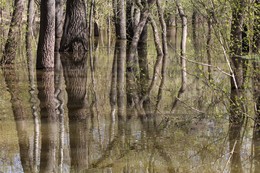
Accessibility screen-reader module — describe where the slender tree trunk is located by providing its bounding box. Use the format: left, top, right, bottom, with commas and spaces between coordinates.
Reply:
253, 0, 260, 131
60, 0, 88, 52
171, 0, 187, 112
229, 0, 246, 123
55, 0, 64, 51
156, 0, 168, 55
0, 0, 25, 65
114, 0, 126, 39
207, 18, 212, 80
89, 0, 95, 38
116, 40, 127, 119
37, 0, 55, 69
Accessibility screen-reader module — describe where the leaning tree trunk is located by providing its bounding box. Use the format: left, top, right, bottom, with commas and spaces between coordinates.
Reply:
60, 0, 88, 52
0, 0, 25, 65
36, 0, 55, 69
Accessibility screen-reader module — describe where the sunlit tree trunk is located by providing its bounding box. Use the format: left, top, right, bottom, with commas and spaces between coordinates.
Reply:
113, 0, 126, 39
55, 0, 64, 51
171, 0, 187, 112
37, 0, 55, 69
0, 0, 25, 65
60, 0, 88, 52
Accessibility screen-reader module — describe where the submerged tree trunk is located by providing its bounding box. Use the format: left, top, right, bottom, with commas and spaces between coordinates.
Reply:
60, 0, 88, 52
37, 0, 55, 69
0, 0, 25, 65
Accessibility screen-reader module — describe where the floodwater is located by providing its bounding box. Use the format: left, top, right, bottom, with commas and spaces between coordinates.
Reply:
0, 37, 259, 173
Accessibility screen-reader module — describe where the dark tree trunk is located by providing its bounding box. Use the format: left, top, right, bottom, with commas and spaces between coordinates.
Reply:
229, 0, 246, 123
55, 0, 64, 51
60, 0, 88, 52
229, 123, 243, 173
0, 0, 25, 65
37, 0, 55, 69
207, 18, 212, 80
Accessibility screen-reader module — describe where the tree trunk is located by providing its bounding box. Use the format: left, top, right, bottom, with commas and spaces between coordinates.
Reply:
55, 0, 64, 51
207, 18, 212, 80
229, 0, 246, 123
3, 66, 34, 173
114, 0, 126, 39
60, 0, 88, 52
171, 0, 187, 112
89, 0, 95, 38
0, 0, 25, 65
156, 0, 168, 55
37, 0, 55, 69
61, 53, 88, 120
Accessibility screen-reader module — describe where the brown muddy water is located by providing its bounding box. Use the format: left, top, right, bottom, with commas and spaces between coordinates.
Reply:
0, 40, 258, 173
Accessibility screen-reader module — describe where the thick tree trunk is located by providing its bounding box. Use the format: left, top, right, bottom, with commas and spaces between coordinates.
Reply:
0, 0, 25, 65
55, 0, 64, 51
61, 53, 88, 120
60, 0, 88, 52
37, 0, 55, 69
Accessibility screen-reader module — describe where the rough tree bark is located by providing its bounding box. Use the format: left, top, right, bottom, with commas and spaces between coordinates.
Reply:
0, 0, 25, 65
60, 0, 88, 52
37, 0, 55, 69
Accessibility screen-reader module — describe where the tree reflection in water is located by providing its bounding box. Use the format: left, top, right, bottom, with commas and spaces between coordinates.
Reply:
3, 65, 35, 173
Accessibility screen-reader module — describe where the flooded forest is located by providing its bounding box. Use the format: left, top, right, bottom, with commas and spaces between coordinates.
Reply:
0, 0, 260, 172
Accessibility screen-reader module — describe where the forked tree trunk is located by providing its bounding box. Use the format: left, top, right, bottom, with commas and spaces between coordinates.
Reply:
0, 0, 25, 65
37, 0, 55, 69
60, 0, 88, 52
